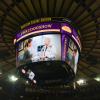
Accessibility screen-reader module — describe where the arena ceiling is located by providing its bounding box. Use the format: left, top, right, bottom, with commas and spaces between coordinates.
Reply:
0, 0, 100, 100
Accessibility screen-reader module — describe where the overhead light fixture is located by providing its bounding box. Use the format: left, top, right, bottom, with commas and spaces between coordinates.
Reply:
73, 82, 76, 90
0, 72, 2, 75
20, 95, 24, 98
0, 70, 2, 75
26, 81, 29, 84
0, 86, 2, 90
22, 69, 26, 74
9, 75, 18, 82
76, 79, 87, 86
33, 80, 37, 84
94, 77, 100, 82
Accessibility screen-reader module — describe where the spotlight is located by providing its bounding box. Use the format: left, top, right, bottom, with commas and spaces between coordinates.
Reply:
76, 79, 87, 86
0, 72, 2, 75
22, 69, 26, 74
0, 86, 2, 90
0, 70, 2, 75
9, 75, 18, 82
33, 80, 37, 84
25, 81, 30, 85
26, 81, 29, 84
20, 96, 23, 98
94, 77, 100, 82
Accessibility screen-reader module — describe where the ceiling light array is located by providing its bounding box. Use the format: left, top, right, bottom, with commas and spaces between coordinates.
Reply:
8, 75, 100, 84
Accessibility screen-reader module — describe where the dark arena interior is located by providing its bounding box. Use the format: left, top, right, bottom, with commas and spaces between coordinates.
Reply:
0, 0, 100, 100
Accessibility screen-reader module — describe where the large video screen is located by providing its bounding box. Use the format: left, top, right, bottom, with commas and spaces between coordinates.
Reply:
15, 18, 81, 76
61, 34, 79, 74
66, 39, 79, 74
17, 34, 61, 67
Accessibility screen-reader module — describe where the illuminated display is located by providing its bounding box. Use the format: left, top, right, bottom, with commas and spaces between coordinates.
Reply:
15, 18, 81, 84
17, 34, 61, 66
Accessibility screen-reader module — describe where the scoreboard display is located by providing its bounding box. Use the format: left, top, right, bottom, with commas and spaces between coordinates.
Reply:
14, 18, 81, 85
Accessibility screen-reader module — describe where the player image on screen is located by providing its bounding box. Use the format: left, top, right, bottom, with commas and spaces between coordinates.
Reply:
17, 34, 61, 67
66, 39, 79, 74
39, 37, 56, 61
23, 39, 34, 63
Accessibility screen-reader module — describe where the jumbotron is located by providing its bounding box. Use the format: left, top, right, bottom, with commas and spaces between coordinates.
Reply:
14, 17, 81, 85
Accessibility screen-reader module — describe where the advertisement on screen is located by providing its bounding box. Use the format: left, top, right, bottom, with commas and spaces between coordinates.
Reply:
61, 23, 81, 50
17, 34, 61, 67
16, 22, 61, 42
65, 39, 79, 73
61, 34, 69, 61
61, 32, 79, 73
